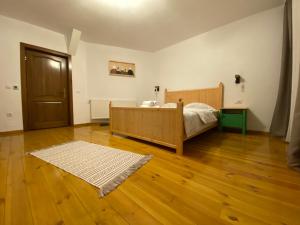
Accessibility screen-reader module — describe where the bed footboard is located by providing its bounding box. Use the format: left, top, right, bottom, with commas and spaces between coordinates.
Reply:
109, 102, 184, 155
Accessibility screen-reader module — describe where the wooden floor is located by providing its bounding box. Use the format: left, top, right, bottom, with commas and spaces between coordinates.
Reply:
0, 125, 300, 225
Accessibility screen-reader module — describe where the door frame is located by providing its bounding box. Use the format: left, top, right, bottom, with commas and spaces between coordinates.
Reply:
20, 42, 74, 131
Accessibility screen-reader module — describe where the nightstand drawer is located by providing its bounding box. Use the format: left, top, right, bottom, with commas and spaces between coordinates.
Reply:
221, 113, 243, 128
219, 107, 248, 134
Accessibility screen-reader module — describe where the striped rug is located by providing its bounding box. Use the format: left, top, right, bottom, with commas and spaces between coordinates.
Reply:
30, 141, 152, 196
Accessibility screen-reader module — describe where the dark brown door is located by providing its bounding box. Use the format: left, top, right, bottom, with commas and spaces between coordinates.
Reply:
25, 49, 70, 130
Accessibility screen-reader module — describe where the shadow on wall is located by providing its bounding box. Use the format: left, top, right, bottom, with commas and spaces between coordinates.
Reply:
247, 109, 267, 131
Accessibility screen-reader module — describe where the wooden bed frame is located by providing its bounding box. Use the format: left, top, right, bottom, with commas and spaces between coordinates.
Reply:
109, 83, 224, 155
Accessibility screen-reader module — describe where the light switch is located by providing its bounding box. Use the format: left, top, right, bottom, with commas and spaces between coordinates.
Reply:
241, 84, 245, 92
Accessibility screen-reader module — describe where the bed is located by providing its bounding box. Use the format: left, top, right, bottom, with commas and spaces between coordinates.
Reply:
109, 83, 224, 155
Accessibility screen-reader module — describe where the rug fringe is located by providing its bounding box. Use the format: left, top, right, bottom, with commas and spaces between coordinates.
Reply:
100, 154, 153, 197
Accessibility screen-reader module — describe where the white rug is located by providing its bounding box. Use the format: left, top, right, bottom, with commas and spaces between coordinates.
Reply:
30, 141, 152, 196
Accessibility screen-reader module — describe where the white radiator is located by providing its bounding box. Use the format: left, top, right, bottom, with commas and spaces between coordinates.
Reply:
90, 99, 137, 119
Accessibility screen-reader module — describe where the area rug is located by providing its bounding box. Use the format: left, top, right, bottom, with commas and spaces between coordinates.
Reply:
30, 140, 152, 196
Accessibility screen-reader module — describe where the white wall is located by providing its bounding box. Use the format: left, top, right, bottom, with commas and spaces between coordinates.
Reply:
0, 6, 286, 132
71, 41, 90, 125
0, 15, 69, 132
86, 43, 156, 105
0, 15, 156, 132
155, 6, 284, 132
287, 0, 300, 141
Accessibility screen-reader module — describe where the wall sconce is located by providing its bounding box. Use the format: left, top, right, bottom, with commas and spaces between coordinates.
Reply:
154, 86, 160, 101
155, 86, 160, 92
235, 74, 241, 84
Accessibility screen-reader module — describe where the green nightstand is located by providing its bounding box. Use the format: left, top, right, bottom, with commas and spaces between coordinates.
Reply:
219, 107, 248, 135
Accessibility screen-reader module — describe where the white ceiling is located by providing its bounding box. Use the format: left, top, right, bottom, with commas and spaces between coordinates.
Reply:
0, 0, 284, 52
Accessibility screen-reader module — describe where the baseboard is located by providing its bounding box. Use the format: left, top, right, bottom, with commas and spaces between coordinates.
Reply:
222, 127, 270, 136
0, 124, 106, 135
247, 130, 288, 143
247, 130, 270, 136
73, 123, 98, 127
0, 130, 24, 136
91, 118, 110, 126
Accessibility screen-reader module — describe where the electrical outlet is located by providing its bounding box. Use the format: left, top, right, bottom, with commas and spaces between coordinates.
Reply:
6, 113, 13, 118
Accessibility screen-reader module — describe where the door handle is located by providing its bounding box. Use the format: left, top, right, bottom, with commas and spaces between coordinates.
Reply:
39, 102, 63, 104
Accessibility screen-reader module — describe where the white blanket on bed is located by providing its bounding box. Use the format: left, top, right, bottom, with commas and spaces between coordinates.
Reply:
183, 108, 218, 138
185, 108, 218, 124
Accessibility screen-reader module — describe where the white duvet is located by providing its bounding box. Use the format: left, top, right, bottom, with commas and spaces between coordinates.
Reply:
157, 102, 219, 138
183, 108, 218, 138
181, 103, 218, 138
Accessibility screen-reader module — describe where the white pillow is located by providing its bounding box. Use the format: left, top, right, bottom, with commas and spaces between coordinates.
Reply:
184, 103, 216, 111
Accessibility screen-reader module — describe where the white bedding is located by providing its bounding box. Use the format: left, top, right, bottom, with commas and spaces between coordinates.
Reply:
156, 102, 218, 138
183, 109, 218, 138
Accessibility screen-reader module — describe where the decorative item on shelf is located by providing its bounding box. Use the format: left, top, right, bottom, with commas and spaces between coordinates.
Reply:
110, 65, 117, 74
109, 61, 135, 77
128, 68, 134, 75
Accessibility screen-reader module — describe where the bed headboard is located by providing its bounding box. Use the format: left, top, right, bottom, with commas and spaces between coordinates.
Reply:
164, 82, 224, 110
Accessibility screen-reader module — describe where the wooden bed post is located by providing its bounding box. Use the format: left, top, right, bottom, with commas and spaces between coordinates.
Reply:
176, 100, 184, 155
218, 82, 224, 109
109, 101, 113, 135
164, 88, 168, 103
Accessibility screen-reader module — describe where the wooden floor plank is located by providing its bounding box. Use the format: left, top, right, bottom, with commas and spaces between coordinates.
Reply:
24, 154, 63, 225
141, 159, 296, 225
0, 137, 10, 225
119, 181, 195, 225
1, 125, 300, 225
152, 155, 300, 207
105, 188, 162, 225
40, 162, 97, 225
5, 136, 34, 225
127, 168, 227, 224
60, 170, 130, 225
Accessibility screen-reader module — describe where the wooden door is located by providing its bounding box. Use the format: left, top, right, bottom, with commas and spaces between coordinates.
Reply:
23, 48, 71, 130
